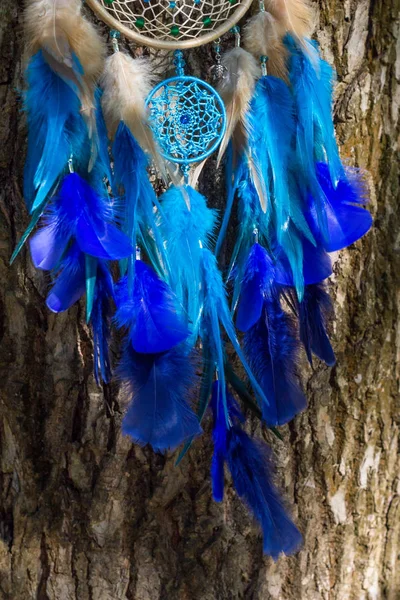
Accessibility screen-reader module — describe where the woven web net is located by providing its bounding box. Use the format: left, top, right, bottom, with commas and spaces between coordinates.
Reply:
100, 0, 248, 42
147, 77, 225, 163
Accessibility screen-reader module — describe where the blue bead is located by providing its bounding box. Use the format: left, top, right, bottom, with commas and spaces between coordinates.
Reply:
169, 1, 176, 7
180, 114, 190, 125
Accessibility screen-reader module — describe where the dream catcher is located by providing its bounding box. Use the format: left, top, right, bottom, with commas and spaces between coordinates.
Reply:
14, 0, 372, 560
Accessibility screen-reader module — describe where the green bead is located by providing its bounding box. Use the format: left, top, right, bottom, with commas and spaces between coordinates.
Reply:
135, 17, 145, 29
104, 0, 114, 5
229, 0, 238, 4
203, 16, 212, 26
170, 24, 180, 36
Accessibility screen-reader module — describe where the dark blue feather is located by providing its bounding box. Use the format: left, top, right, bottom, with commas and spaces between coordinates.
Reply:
299, 284, 336, 367
236, 243, 275, 332
210, 381, 244, 502
46, 243, 86, 313
114, 260, 189, 354
118, 344, 202, 453
274, 235, 332, 287
29, 173, 133, 268
90, 260, 114, 384
244, 297, 307, 426
307, 163, 373, 252
210, 380, 228, 502
209, 382, 302, 558
227, 427, 302, 559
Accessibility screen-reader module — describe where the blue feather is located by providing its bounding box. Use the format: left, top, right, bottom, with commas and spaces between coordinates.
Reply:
298, 284, 336, 367
24, 52, 86, 213
236, 243, 275, 332
113, 123, 169, 284
210, 381, 244, 502
228, 170, 269, 312
209, 382, 302, 558
118, 344, 202, 453
226, 427, 302, 559
159, 185, 218, 337
274, 236, 332, 287
200, 248, 270, 416
307, 163, 373, 252
249, 75, 314, 298
29, 173, 134, 268
90, 260, 114, 384
244, 296, 307, 426
287, 36, 344, 188
114, 260, 190, 354
46, 243, 86, 313
210, 380, 228, 502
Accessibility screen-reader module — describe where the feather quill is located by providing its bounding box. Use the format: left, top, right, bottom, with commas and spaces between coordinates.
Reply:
200, 248, 270, 417
112, 123, 169, 285
90, 260, 114, 384
118, 344, 202, 453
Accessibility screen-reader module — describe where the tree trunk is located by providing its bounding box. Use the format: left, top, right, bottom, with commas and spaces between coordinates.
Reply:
0, 0, 399, 598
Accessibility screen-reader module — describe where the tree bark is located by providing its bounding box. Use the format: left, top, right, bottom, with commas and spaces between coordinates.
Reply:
0, 0, 399, 598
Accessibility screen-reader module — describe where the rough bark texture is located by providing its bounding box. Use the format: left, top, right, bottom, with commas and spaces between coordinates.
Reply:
0, 0, 399, 598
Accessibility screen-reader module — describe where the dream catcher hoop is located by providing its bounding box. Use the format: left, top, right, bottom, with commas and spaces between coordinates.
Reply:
85, 0, 253, 49
16, 0, 374, 564
146, 71, 227, 165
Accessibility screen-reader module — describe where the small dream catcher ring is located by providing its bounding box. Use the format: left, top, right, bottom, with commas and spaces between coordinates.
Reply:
146, 74, 227, 165
85, 0, 253, 50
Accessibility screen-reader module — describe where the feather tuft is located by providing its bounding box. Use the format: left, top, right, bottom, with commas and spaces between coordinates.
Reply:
114, 261, 189, 354
29, 172, 134, 267
227, 427, 303, 559
244, 295, 307, 426
118, 344, 202, 453
298, 283, 336, 367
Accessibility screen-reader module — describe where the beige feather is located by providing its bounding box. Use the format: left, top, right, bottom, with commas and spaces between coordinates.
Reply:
100, 51, 167, 181
263, 0, 315, 49
243, 11, 289, 82
24, 0, 105, 79
24, 0, 105, 167
217, 47, 260, 166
